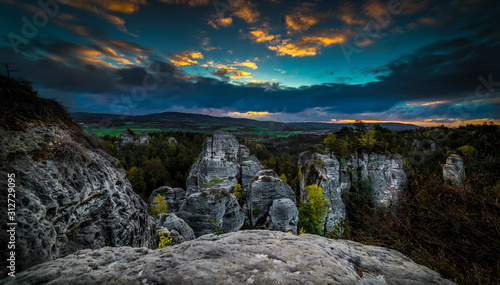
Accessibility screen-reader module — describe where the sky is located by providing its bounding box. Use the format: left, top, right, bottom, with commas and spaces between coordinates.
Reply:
0, 0, 499, 126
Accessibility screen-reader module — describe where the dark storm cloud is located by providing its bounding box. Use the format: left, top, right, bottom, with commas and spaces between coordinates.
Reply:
2, 32, 498, 119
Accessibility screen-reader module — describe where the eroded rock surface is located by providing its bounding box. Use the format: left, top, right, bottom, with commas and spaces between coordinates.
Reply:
299, 151, 407, 233
443, 154, 465, 186
147, 186, 186, 213
155, 213, 195, 242
246, 169, 296, 228
177, 188, 244, 237
268, 199, 299, 234
3, 230, 455, 285
0, 123, 156, 276
186, 130, 262, 194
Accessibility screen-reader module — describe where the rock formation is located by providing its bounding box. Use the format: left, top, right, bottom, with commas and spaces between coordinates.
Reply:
118, 130, 150, 146
299, 151, 407, 233
245, 169, 297, 229
0, 77, 156, 275
177, 188, 244, 237
155, 213, 195, 245
186, 130, 262, 194
168, 137, 178, 144
443, 154, 465, 186
2, 230, 455, 285
268, 199, 299, 234
147, 186, 186, 213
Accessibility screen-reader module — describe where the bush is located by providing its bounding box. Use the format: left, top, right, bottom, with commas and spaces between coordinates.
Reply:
147, 194, 168, 218
203, 177, 224, 188
157, 229, 173, 249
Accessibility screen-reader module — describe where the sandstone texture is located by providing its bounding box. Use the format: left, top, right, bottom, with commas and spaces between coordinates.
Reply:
0, 122, 156, 276
2, 230, 455, 285
246, 169, 296, 229
186, 130, 262, 194
268, 199, 299, 234
443, 154, 465, 186
299, 151, 407, 233
155, 213, 195, 242
147, 186, 186, 213
177, 188, 244, 237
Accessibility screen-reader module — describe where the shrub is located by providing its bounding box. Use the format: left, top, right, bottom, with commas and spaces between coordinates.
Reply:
208, 218, 224, 235
203, 177, 224, 188
157, 229, 173, 249
147, 194, 168, 218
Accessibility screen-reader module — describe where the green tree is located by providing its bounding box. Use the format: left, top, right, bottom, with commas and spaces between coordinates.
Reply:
457, 145, 477, 157
233, 183, 242, 202
279, 173, 287, 182
298, 185, 329, 235
203, 177, 224, 188
148, 194, 168, 218
359, 130, 376, 149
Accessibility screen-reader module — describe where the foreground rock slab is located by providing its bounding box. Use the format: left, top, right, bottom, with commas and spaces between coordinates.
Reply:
4, 230, 455, 285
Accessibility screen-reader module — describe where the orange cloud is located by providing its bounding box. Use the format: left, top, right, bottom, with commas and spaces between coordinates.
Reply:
228, 111, 270, 118
168, 51, 204, 66
267, 39, 318, 57
233, 60, 258, 70
208, 17, 233, 29
249, 29, 278, 43
159, 0, 210, 6
284, 3, 334, 32
232, 0, 260, 24
338, 2, 366, 26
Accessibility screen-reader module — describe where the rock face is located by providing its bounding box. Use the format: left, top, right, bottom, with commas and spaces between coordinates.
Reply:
186, 130, 262, 194
299, 151, 407, 233
118, 130, 150, 145
4, 230, 456, 285
443, 154, 465, 186
147, 186, 186, 213
268, 199, 299, 234
0, 125, 156, 275
246, 169, 296, 229
177, 188, 244, 237
155, 213, 195, 244
299, 152, 351, 233
347, 153, 407, 206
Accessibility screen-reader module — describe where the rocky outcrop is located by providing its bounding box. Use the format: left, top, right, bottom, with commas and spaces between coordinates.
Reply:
245, 169, 296, 228
155, 213, 195, 244
147, 186, 186, 213
347, 153, 407, 206
0, 124, 155, 275
118, 130, 150, 145
3, 230, 455, 285
268, 199, 299, 234
299, 151, 407, 233
186, 130, 262, 194
177, 188, 244, 237
299, 152, 350, 233
443, 154, 465, 186
168, 137, 177, 144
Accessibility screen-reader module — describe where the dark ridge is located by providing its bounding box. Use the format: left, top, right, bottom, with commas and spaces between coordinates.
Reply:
0, 75, 99, 148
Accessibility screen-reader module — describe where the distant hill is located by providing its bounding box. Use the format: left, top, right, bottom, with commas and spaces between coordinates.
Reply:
71, 111, 421, 137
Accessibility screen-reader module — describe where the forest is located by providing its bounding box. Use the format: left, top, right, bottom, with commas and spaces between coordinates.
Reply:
99, 122, 499, 284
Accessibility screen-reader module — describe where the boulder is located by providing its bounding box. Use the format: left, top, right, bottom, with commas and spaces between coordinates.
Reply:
3, 230, 456, 285
168, 137, 177, 144
268, 198, 299, 234
147, 186, 186, 213
155, 213, 195, 242
177, 188, 244, 237
186, 130, 262, 195
443, 154, 465, 186
156, 227, 185, 246
0, 124, 156, 275
246, 169, 296, 228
